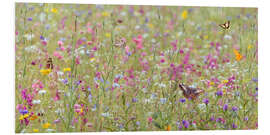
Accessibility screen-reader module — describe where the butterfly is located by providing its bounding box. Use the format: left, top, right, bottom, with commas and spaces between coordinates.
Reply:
46, 57, 53, 69
179, 83, 204, 100
117, 19, 123, 24
219, 21, 230, 30
114, 37, 126, 48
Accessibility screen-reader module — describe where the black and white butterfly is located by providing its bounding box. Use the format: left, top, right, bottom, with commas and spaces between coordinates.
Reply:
219, 21, 230, 30
179, 83, 204, 100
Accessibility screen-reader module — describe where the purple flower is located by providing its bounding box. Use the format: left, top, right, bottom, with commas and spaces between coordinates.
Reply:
232, 123, 237, 129
27, 17, 32, 21
232, 106, 238, 112
223, 104, 228, 111
216, 90, 223, 96
62, 78, 68, 84
210, 116, 215, 121
182, 120, 190, 128
132, 98, 138, 103
178, 125, 183, 130
54, 119, 60, 124
203, 98, 209, 105
244, 117, 248, 121
136, 121, 140, 126
40, 35, 45, 40
179, 98, 186, 103
252, 78, 258, 82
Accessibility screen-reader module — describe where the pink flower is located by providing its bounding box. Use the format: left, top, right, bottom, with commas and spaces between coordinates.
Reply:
87, 41, 93, 45
179, 49, 184, 54
183, 52, 190, 64
58, 40, 63, 46
148, 117, 153, 123
76, 56, 80, 64
133, 35, 143, 49
125, 45, 130, 54
60, 46, 65, 51
160, 58, 165, 63
170, 40, 178, 51
41, 40, 47, 46
54, 90, 60, 101
53, 51, 63, 60
218, 83, 224, 88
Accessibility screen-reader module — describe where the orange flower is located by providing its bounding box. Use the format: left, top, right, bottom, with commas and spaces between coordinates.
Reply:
30, 115, 38, 120
165, 125, 171, 131
233, 49, 243, 61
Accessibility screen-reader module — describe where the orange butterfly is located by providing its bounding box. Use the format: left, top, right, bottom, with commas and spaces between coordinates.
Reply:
46, 57, 53, 69
179, 83, 204, 100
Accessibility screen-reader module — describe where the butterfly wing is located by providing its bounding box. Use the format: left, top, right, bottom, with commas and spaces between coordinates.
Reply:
46, 58, 53, 69
179, 83, 204, 100
219, 21, 230, 29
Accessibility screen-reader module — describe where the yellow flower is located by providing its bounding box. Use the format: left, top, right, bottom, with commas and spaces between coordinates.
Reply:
115, 28, 120, 31
19, 115, 24, 120
51, 8, 58, 13
165, 125, 171, 131
223, 89, 227, 95
233, 49, 243, 61
33, 129, 39, 132
149, 56, 153, 60
248, 44, 253, 50
105, 33, 111, 38
102, 11, 110, 17
148, 23, 154, 29
209, 82, 215, 86
204, 35, 208, 40
23, 114, 29, 119
42, 123, 51, 129
181, 10, 188, 20
40, 69, 51, 75
63, 67, 71, 72
222, 80, 229, 84
90, 57, 95, 62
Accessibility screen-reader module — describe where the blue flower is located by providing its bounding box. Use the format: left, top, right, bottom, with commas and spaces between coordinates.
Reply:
179, 98, 186, 103
19, 109, 28, 115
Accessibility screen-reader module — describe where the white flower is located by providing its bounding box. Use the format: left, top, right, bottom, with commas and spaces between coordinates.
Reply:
57, 71, 64, 76
24, 34, 35, 40
120, 12, 126, 16
159, 83, 166, 88
224, 35, 232, 40
47, 129, 54, 132
32, 100, 41, 104
101, 112, 110, 117
160, 98, 167, 104
38, 90, 46, 95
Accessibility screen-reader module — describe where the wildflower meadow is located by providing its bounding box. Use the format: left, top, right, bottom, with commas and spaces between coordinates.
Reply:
15, 3, 258, 133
